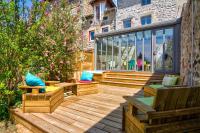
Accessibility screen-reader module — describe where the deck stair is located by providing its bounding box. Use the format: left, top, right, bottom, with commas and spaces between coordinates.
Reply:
101, 71, 164, 89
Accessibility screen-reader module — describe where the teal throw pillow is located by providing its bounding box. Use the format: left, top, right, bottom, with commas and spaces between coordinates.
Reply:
80, 71, 94, 81
25, 72, 46, 93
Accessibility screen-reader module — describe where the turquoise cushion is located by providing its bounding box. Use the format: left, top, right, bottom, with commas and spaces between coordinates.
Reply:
136, 97, 154, 106
149, 84, 164, 89
25, 72, 46, 93
162, 75, 178, 86
80, 71, 94, 81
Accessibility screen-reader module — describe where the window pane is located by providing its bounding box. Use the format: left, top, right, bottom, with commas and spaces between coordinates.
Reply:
102, 27, 109, 33
121, 35, 128, 70
154, 30, 164, 70
113, 36, 120, 70
96, 6, 100, 20
164, 28, 174, 71
142, 0, 151, 5
136, 32, 143, 71
141, 15, 151, 25
96, 38, 102, 70
107, 37, 113, 70
89, 31, 95, 41
144, 30, 152, 71
128, 33, 136, 70
101, 38, 107, 70
123, 19, 131, 28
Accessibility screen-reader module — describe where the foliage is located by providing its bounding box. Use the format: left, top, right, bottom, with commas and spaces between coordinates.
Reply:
38, 1, 81, 81
0, 0, 80, 120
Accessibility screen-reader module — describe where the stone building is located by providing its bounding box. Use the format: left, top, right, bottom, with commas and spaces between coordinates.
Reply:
80, 0, 187, 50
180, 0, 200, 86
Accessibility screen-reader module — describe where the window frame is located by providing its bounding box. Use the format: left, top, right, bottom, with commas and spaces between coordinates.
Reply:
102, 27, 109, 33
89, 30, 95, 41
141, 15, 152, 26
141, 0, 151, 6
123, 18, 132, 29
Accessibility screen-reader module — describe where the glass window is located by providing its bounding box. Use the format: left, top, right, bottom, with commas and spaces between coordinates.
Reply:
107, 37, 113, 70
101, 38, 107, 70
89, 31, 95, 41
141, 0, 151, 5
96, 5, 100, 20
102, 27, 109, 33
96, 38, 102, 70
121, 35, 128, 70
154, 30, 164, 70
113, 36, 120, 70
136, 32, 143, 71
128, 33, 136, 70
123, 19, 131, 28
164, 28, 174, 71
141, 15, 152, 25
144, 30, 152, 71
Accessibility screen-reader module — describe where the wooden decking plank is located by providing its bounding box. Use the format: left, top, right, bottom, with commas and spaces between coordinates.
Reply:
13, 110, 67, 133
32, 113, 84, 133
58, 105, 122, 129
80, 97, 123, 109
55, 108, 122, 132
59, 105, 122, 124
61, 101, 122, 119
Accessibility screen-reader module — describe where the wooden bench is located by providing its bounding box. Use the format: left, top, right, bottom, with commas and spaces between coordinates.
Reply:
144, 75, 184, 96
123, 86, 200, 133
19, 83, 64, 113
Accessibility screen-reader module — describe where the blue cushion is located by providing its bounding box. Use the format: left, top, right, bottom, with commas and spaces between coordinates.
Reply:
80, 71, 94, 81
25, 72, 46, 93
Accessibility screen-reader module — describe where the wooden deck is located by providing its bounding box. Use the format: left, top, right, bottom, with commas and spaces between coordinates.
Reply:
12, 85, 143, 133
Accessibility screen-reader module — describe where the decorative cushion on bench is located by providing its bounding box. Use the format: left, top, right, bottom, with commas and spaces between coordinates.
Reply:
136, 97, 154, 106
46, 86, 60, 92
25, 72, 46, 93
80, 71, 94, 81
149, 84, 164, 89
162, 75, 178, 86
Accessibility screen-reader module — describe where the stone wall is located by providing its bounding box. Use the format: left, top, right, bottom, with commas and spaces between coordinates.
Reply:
180, 0, 200, 85
116, 0, 186, 29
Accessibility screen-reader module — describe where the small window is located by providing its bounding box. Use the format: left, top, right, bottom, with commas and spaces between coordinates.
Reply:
103, 16, 108, 21
123, 19, 131, 28
141, 15, 152, 25
89, 31, 95, 41
141, 0, 151, 5
102, 27, 109, 33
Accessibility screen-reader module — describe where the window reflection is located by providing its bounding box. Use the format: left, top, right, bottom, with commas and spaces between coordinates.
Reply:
155, 30, 164, 70
144, 30, 152, 71
136, 32, 143, 71
121, 35, 128, 70
128, 33, 136, 70
102, 38, 107, 70
107, 37, 113, 70
113, 36, 120, 70
96, 39, 102, 70
164, 28, 173, 70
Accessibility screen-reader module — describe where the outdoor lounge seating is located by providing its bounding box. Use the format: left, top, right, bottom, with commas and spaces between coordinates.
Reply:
123, 86, 200, 133
19, 81, 64, 113
144, 75, 184, 96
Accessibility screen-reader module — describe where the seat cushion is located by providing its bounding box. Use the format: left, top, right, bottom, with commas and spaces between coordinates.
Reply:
80, 71, 94, 81
162, 75, 178, 86
46, 86, 60, 92
136, 97, 154, 106
149, 84, 164, 89
25, 72, 46, 93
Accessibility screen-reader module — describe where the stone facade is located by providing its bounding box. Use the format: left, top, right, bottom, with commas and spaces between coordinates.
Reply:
180, 0, 200, 85
116, 0, 187, 29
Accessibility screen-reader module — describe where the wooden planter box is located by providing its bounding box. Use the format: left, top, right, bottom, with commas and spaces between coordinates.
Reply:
72, 82, 99, 96
22, 87, 64, 113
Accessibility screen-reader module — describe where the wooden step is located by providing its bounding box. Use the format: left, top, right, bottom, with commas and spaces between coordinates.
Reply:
104, 77, 162, 84
104, 74, 163, 80
101, 81, 145, 89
